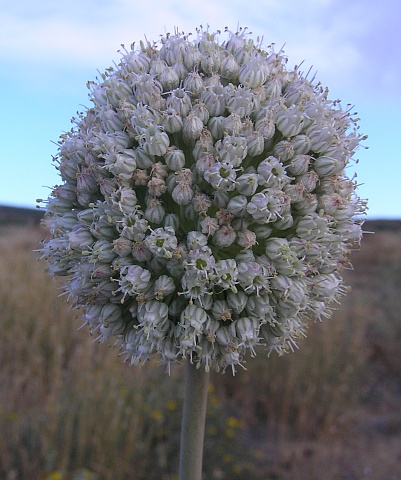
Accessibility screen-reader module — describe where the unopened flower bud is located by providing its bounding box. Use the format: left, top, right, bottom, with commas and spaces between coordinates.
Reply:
227, 195, 248, 217
162, 108, 184, 134
183, 71, 205, 98
172, 183, 194, 206
160, 66, 180, 90
182, 114, 204, 145
165, 146, 186, 171
213, 225, 236, 247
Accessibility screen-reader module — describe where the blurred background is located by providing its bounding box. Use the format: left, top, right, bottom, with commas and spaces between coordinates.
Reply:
1, 1, 401, 479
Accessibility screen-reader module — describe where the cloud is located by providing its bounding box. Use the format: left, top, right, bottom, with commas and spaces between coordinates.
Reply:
0, 0, 338, 68
238, 0, 401, 97
1, 0, 400, 97
1, 4, 146, 66
0, 0, 237, 67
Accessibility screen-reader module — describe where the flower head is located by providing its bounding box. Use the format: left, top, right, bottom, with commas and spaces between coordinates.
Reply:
40, 27, 366, 373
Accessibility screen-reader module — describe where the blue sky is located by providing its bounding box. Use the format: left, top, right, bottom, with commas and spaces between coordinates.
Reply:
1, 0, 400, 219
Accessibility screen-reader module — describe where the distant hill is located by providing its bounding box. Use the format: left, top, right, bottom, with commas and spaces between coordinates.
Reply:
0, 205, 44, 226
365, 218, 401, 232
0, 204, 399, 231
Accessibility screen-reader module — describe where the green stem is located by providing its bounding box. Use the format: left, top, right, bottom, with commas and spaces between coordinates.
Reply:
179, 358, 210, 480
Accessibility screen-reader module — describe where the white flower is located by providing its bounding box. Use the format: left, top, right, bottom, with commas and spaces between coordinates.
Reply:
200, 216, 219, 236
181, 304, 209, 333
213, 259, 238, 292
238, 58, 270, 88
186, 231, 208, 250
138, 300, 170, 338
68, 227, 94, 251
257, 157, 291, 188
118, 265, 152, 300
237, 261, 270, 295
145, 226, 177, 259
154, 275, 176, 300
137, 125, 170, 156
204, 162, 237, 191
40, 27, 366, 373
246, 190, 285, 223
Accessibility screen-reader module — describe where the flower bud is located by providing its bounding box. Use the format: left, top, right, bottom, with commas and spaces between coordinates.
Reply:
92, 239, 117, 263
139, 126, 170, 157
182, 114, 204, 145
238, 58, 269, 88
286, 154, 311, 176
220, 54, 240, 81
246, 131, 265, 157
165, 146, 186, 171
201, 52, 221, 76
216, 326, 235, 347
294, 192, 319, 214
163, 213, 180, 231
191, 102, 210, 125
235, 317, 259, 345
202, 85, 227, 117
181, 304, 208, 332
207, 116, 225, 139
133, 146, 155, 169
149, 57, 168, 76
296, 171, 319, 192
314, 155, 345, 176
183, 71, 205, 98
160, 66, 180, 90
276, 105, 304, 137
237, 229, 257, 248
68, 227, 94, 251
112, 237, 133, 257
172, 183, 194, 206
213, 225, 236, 247
236, 173, 259, 196
227, 195, 248, 217
154, 275, 176, 300
166, 88, 192, 116
255, 109, 276, 139
227, 290, 248, 314
162, 108, 184, 134
144, 198, 165, 224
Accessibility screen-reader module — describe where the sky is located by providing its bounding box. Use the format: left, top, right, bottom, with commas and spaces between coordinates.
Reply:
1, 0, 400, 219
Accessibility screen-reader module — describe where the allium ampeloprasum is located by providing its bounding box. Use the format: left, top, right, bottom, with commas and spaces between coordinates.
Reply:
39, 27, 367, 374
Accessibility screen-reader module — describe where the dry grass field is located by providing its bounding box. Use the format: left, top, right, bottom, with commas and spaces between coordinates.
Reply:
0, 217, 400, 479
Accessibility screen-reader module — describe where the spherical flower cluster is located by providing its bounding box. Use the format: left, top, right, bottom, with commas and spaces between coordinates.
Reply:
40, 27, 366, 373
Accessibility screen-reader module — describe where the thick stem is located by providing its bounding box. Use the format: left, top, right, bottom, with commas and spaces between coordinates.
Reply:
179, 359, 210, 480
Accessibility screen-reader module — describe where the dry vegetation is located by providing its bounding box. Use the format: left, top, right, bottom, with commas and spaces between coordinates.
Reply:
1, 222, 400, 479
